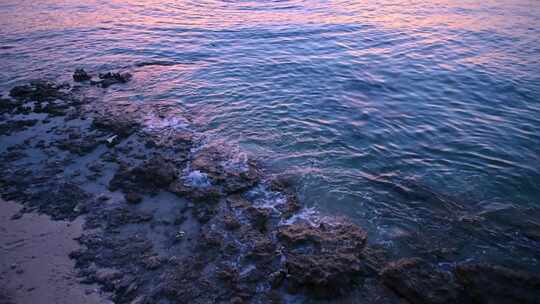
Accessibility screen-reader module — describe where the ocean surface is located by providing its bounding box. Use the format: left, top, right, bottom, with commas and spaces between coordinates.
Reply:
1, 0, 540, 269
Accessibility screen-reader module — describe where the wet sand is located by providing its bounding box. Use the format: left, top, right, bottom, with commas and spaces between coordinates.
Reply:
0, 199, 108, 304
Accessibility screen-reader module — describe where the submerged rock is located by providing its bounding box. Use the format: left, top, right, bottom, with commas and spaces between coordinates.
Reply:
9, 80, 68, 102
0, 97, 20, 113
91, 72, 132, 88
381, 258, 464, 304
455, 263, 540, 304
73, 68, 92, 82
0, 119, 38, 135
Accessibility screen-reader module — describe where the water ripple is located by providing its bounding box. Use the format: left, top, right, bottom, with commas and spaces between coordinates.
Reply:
1, 0, 540, 271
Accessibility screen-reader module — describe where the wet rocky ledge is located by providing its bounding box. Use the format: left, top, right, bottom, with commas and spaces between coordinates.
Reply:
1, 70, 539, 304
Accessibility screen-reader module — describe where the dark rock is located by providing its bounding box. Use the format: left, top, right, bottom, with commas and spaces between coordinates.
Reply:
230, 296, 244, 304
134, 61, 178, 67
109, 156, 177, 193
277, 221, 368, 298
93, 113, 138, 137
97, 194, 111, 202
85, 207, 153, 230
0, 97, 19, 113
245, 206, 270, 232
73, 68, 92, 82
125, 192, 143, 204
0, 119, 38, 135
269, 270, 286, 289
95, 268, 122, 283
193, 203, 217, 223
223, 213, 241, 230
9, 80, 68, 102
142, 255, 162, 270
381, 258, 464, 304
168, 181, 222, 204
191, 144, 259, 193
28, 182, 92, 220
55, 127, 103, 155
247, 236, 274, 261
91, 72, 132, 88
455, 263, 540, 304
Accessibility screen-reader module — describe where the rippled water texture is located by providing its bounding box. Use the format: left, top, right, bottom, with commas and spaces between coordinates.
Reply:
1, 0, 540, 268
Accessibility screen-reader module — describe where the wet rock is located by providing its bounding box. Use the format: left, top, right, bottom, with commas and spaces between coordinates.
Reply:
91, 72, 132, 88
130, 296, 146, 304
455, 263, 540, 304
245, 206, 270, 232
142, 255, 162, 270
381, 258, 463, 304
93, 112, 138, 137
134, 156, 177, 187
0, 97, 19, 113
277, 221, 368, 298
247, 235, 274, 261
55, 127, 103, 155
134, 61, 178, 67
97, 194, 111, 202
3, 144, 27, 157
193, 203, 218, 223
227, 194, 251, 209
95, 268, 122, 285
191, 144, 260, 193
222, 213, 241, 230
169, 181, 222, 204
230, 296, 244, 304
27, 182, 92, 220
480, 205, 540, 241
125, 192, 143, 204
269, 270, 286, 289
73, 68, 92, 82
85, 207, 153, 230
0, 119, 38, 135
109, 156, 177, 193
9, 80, 68, 102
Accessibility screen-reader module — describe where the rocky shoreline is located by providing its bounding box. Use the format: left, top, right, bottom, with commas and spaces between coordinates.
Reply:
1, 70, 539, 304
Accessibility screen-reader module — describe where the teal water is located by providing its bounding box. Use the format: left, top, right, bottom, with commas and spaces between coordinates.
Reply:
1, 0, 540, 268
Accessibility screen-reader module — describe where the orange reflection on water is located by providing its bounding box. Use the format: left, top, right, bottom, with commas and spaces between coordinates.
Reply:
2, 0, 538, 35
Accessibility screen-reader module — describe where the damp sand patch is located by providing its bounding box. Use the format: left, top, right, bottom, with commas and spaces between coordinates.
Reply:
0, 199, 109, 304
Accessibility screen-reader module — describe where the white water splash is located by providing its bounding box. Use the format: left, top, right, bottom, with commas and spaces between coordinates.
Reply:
184, 170, 212, 188
221, 151, 249, 174
279, 207, 340, 227
142, 112, 190, 133
245, 184, 287, 213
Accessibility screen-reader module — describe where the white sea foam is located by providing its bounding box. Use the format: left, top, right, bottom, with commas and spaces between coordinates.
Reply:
142, 112, 190, 133
245, 184, 287, 213
184, 170, 211, 188
221, 151, 249, 173
239, 264, 257, 277
279, 207, 340, 227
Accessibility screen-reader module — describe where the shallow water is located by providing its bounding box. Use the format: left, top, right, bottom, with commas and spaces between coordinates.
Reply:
1, 0, 540, 268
